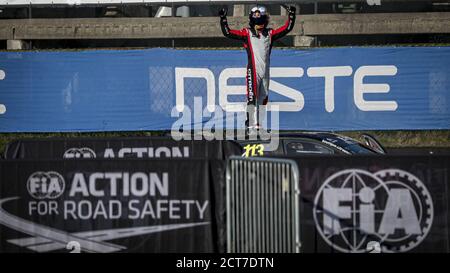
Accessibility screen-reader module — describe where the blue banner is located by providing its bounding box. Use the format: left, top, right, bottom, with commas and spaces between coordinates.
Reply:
0, 47, 449, 132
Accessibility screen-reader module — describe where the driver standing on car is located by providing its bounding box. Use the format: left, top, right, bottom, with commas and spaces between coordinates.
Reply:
219, 5, 296, 133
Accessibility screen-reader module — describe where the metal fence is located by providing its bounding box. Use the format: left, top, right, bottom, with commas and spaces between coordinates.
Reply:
226, 156, 301, 253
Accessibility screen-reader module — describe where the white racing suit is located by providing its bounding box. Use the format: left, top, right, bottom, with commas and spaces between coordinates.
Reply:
220, 12, 296, 128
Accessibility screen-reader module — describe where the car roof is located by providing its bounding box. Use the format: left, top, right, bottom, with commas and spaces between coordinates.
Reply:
235, 131, 355, 143
165, 130, 380, 154
234, 131, 380, 154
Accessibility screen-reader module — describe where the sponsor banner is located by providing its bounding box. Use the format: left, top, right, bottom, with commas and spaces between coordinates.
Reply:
0, 47, 449, 132
286, 155, 450, 253
4, 137, 242, 160
0, 159, 226, 253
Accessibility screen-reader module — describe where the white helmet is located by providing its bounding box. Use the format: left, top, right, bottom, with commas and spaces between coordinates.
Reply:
249, 5, 269, 27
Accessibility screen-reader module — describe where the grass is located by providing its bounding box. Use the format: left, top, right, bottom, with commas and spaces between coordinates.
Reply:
341, 130, 450, 148
0, 130, 449, 154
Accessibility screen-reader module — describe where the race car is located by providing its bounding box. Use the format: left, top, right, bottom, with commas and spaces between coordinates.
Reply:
235, 132, 386, 157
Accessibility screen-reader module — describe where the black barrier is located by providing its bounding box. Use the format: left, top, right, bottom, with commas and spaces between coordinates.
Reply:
4, 137, 242, 160
0, 158, 226, 253
282, 155, 450, 253
3, 151, 449, 253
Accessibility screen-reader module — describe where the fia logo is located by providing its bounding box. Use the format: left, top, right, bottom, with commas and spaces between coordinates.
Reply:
27, 171, 65, 199
313, 169, 433, 253
63, 147, 96, 159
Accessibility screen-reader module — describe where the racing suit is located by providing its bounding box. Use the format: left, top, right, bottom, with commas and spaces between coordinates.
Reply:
220, 11, 296, 128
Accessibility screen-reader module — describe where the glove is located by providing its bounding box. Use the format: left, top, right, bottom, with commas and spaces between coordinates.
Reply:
218, 8, 228, 18
286, 5, 296, 15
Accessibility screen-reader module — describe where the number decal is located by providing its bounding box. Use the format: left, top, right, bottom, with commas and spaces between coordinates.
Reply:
243, 144, 265, 157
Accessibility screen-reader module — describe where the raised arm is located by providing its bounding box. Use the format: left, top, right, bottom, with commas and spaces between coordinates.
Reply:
271, 6, 296, 41
219, 8, 247, 41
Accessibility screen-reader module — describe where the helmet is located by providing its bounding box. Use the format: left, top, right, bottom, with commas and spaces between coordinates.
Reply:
249, 5, 269, 28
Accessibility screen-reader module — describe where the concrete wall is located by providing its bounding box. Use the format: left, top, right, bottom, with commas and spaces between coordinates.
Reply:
0, 12, 449, 41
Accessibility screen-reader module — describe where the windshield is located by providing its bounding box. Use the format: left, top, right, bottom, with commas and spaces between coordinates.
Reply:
343, 144, 377, 154
321, 135, 378, 154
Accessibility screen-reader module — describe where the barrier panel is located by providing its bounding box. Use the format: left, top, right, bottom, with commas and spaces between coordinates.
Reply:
226, 155, 450, 252
1, 47, 449, 132
1, 152, 449, 253
0, 158, 227, 253
226, 157, 301, 253
3, 137, 243, 160
289, 155, 450, 253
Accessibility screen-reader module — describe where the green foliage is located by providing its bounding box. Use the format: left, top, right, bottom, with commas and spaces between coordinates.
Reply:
339, 130, 450, 148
